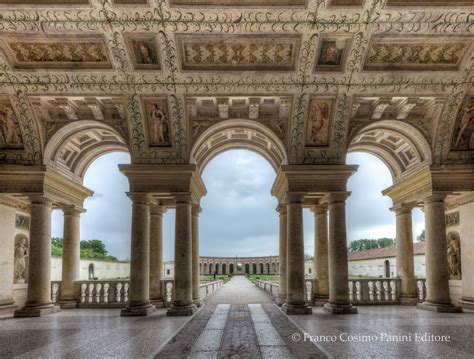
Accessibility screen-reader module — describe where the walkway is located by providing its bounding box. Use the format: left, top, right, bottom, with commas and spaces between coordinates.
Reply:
205, 275, 273, 304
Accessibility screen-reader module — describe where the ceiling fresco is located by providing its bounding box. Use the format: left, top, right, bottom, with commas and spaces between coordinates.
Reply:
0, 0, 472, 169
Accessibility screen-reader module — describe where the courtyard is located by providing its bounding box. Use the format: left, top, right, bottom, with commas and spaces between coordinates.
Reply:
1, 276, 473, 358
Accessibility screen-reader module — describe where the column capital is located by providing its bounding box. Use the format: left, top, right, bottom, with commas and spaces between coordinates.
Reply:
286, 192, 305, 204
311, 204, 328, 215
390, 204, 414, 215
173, 193, 193, 204
324, 192, 351, 205
127, 192, 152, 205
191, 205, 202, 216
29, 195, 53, 207
150, 205, 167, 216
62, 205, 86, 217
276, 204, 287, 215
423, 193, 448, 204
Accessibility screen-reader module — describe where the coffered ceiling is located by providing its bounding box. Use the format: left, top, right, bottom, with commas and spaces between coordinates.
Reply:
0, 0, 472, 177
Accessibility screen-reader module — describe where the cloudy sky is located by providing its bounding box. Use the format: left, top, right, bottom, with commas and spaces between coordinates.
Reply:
51, 150, 425, 261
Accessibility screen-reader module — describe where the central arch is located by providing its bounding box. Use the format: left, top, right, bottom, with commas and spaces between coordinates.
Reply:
190, 119, 288, 173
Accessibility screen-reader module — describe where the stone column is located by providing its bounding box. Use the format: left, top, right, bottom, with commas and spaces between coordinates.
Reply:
276, 204, 287, 306
323, 193, 357, 314
149, 205, 166, 307
392, 205, 417, 305
282, 194, 312, 315
418, 195, 462, 312
58, 206, 84, 309
312, 204, 329, 306
192, 205, 202, 307
168, 194, 197, 316
15, 197, 59, 317
121, 194, 155, 316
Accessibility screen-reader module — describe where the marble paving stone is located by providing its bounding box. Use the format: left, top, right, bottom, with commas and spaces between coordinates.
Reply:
205, 276, 272, 304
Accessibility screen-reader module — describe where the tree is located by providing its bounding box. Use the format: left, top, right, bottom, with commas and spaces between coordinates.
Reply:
51, 237, 63, 256
417, 230, 426, 242
348, 238, 396, 252
50, 238, 117, 261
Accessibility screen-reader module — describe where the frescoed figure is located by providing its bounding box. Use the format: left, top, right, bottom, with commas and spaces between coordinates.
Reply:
148, 102, 171, 146
131, 38, 160, 69
0, 105, 22, 148
306, 99, 331, 146
318, 40, 344, 66
454, 101, 474, 148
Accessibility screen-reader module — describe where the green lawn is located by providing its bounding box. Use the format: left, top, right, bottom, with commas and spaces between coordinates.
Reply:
200, 275, 231, 283
246, 274, 279, 284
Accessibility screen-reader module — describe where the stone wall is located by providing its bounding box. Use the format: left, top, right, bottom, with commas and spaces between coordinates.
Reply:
347, 255, 426, 279
50, 257, 130, 281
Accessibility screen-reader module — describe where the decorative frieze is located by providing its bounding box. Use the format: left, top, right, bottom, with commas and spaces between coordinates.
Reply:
445, 211, 460, 227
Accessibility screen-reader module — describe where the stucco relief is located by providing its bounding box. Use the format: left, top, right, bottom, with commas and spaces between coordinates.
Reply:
365, 38, 470, 71
14, 234, 29, 284
177, 35, 300, 71
1, 36, 111, 69
447, 231, 462, 279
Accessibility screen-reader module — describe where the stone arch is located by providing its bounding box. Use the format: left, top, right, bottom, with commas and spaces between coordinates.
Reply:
222, 263, 227, 274
229, 263, 234, 274
203, 262, 207, 275
190, 119, 288, 174
215, 263, 220, 274
266, 263, 270, 274
44, 120, 129, 184
252, 263, 257, 274
259, 263, 264, 274
245, 263, 250, 274
209, 263, 213, 275
347, 120, 432, 183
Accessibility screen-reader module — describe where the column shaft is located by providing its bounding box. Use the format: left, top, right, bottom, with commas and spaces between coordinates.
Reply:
149, 205, 165, 306
59, 206, 83, 308
168, 195, 197, 316
394, 206, 417, 304
313, 205, 329, 305
121, 194, 154, 316
15, 197, 59, 317
418, 195, 462, 312
282, 194, 312, 315
276, 205, 287, 306
323, 193, 357, 314
192, 206, 202, 307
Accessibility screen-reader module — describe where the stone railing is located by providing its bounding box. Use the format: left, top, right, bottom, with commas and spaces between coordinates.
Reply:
51, 279, 224, 308
256, 278, 428, 305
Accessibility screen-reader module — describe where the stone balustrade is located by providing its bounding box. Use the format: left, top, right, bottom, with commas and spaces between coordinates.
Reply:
50, 279, 224, 308
256, 278, 428, 305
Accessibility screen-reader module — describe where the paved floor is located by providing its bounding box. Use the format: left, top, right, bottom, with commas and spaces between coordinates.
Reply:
1, 277, 473, 358
205, 275, 272, 304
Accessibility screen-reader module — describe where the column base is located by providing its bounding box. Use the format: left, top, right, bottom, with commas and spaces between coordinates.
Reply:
459, 297, 474, 310
313, 294, 329, 307
121, 303, 155, 316
323, 302, 358, 314
399, 295, 419, 306
14, 303, 60, 317
193, 298, 203, 307
274, 296, 286, 307
281, 302, 312, 315
167, 303, 197, 316
150, 298, 164, 308
58, 299, 78, 309
417, 301, 463, 313
0, 299, 17, 315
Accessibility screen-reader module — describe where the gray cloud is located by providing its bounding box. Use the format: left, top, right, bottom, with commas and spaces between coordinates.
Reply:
52, 150, 425, 261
